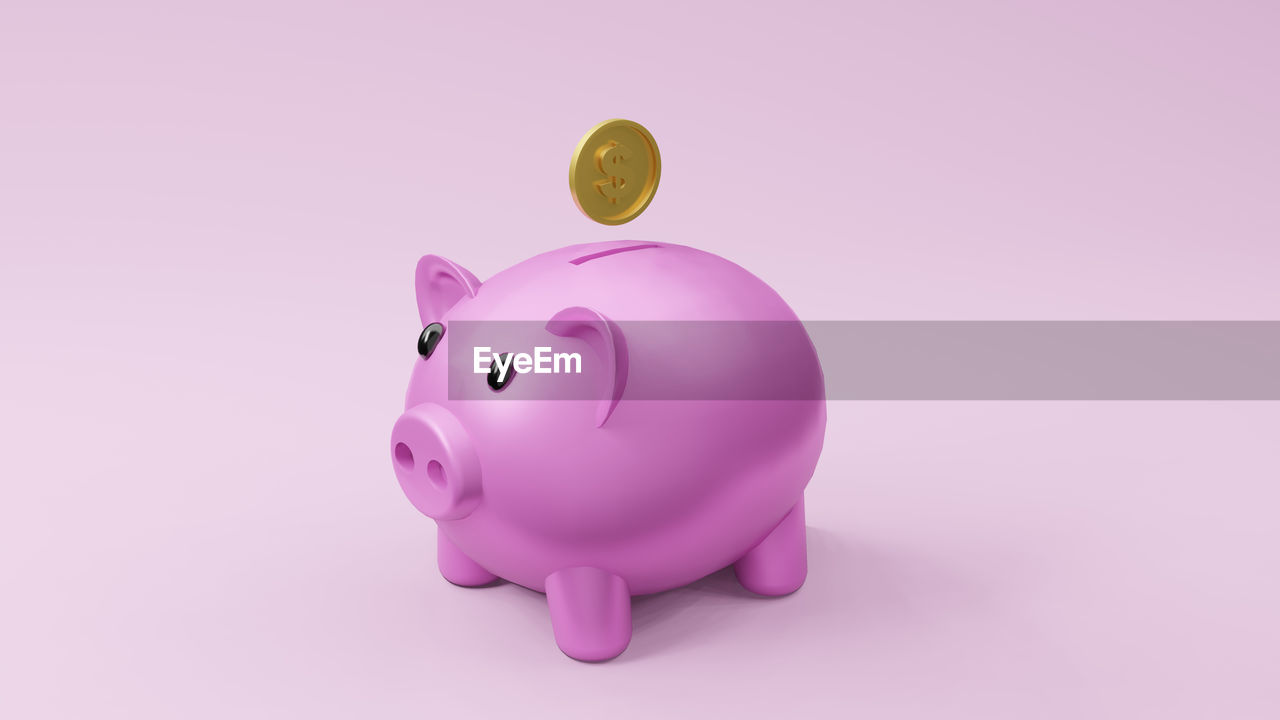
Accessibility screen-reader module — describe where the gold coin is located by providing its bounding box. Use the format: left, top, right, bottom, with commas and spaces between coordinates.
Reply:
569, 119, 661, 225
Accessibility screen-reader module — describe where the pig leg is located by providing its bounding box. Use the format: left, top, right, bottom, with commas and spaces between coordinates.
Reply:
437, 526, 498, 587
733, 498, 807, 596
545, 567, 632, 662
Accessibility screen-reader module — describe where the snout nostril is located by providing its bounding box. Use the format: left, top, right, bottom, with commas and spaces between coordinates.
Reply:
393, 439, 447, 492
394, 442, 415, 471
427, 460, 447, 490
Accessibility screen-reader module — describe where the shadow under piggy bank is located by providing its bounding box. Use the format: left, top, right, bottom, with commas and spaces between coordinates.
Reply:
486, 526, 978, 663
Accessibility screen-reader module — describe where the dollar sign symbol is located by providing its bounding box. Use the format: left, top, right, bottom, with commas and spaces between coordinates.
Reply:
594, 142, 632, 204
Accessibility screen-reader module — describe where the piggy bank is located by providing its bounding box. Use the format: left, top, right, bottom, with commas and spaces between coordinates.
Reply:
390, 240, 825, 661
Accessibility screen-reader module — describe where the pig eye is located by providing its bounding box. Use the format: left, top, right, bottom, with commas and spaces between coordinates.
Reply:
488, 353, 515, 391
417, 323, 444, 359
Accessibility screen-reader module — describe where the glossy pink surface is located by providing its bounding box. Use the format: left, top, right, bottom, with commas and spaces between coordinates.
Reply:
390, 242, 826, 659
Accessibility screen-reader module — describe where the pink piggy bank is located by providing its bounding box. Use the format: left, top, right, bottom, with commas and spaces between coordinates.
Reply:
390, 240, 826, 661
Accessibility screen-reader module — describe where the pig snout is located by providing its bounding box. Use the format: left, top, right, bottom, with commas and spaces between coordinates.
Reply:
390, 404, 483, 520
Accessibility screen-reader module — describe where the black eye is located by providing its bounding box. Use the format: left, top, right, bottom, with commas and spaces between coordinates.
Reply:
418, 323, 444, 358
488, 353, 515, 391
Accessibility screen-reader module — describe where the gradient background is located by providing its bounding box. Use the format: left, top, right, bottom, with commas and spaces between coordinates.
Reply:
2, 1, 1278, 718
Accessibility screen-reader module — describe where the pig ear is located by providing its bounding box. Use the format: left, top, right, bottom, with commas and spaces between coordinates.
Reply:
546, 306, 629, 428
415, 255, 482, 324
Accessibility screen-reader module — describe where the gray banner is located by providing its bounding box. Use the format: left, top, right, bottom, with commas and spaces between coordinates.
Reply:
442, 321, 1280, 400
809, 321, 1280, 400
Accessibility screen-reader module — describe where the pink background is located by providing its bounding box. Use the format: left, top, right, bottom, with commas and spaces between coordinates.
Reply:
2, 1, 1278, 717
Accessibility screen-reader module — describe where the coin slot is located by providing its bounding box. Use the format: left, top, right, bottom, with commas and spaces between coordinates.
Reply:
569, 243, 661, 265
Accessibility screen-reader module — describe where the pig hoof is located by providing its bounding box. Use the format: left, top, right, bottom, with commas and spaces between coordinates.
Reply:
734, 498, 807, 596
437, 527, 498, 587
545, 567, 632, 662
